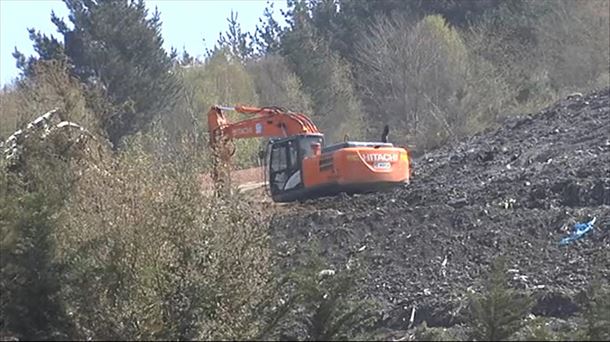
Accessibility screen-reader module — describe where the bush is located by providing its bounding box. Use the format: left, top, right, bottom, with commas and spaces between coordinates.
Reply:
469, 256, 534, 341
53, 133, 273, 340
0, 60, 103, 141
0, 123, 83, 340
0, 188, 74, 341
258, 249, 379, 341
1, 110, 275, 340
583, 279, 610, 340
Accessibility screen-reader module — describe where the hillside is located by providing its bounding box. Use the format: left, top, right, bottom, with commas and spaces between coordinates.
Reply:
270, 88, 610, 338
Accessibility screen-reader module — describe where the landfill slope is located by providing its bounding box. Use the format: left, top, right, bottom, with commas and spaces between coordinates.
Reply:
269, 88, 610, 333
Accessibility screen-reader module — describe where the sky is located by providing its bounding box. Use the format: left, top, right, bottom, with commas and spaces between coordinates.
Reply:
0, 0, 287, 86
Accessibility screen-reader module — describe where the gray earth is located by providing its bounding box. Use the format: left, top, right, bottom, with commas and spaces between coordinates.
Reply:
269, 88, 610, 338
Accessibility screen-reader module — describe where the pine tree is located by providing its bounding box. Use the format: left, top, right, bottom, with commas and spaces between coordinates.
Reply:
13, 0, 180, 147
279, 1, 366, 142
254, 2, 285, 55
470, 256, 533, 341
584, 274, 610, 340
215, 11, 255, 61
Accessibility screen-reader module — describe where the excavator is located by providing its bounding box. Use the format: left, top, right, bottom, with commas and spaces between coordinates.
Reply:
207, 105, 412, 202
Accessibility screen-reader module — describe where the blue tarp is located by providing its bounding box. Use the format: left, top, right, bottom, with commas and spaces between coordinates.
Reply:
559, 217, 596, 246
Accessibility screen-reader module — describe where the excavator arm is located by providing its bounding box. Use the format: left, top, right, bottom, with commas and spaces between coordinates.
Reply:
208, 105, 319, 143
207, 105, 320, 191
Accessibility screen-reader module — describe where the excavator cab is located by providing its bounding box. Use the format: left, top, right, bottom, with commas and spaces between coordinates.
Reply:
267, 134, 324, 200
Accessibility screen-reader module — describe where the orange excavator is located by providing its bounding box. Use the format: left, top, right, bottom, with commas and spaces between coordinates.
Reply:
208, 105, 412, 202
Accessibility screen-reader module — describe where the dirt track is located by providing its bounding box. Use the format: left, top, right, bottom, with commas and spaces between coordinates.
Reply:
268, 89, 610, 336
200, 166, 264, 190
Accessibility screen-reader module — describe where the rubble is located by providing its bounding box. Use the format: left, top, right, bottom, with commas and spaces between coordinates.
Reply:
269, 88, 610, 332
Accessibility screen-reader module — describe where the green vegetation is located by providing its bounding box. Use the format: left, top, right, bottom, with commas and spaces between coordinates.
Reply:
469, 257, 534, 341
468, 257, 610, 342
259, 250, 378, 341
1, 0, 609, 340
4, 0, 608, 151
13, 0, 180, 147
582, 278, 610, 341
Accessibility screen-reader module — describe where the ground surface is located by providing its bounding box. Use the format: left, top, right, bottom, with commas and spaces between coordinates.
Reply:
200, 166, 265, 190
264, 89, 610, 338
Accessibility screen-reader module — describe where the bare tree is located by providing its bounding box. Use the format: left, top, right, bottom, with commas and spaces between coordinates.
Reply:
246, 54, 313, 113
355, 14, 468, 148
535, 0, 610, 91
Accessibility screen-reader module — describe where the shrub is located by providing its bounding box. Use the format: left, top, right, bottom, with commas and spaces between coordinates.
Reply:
53, 132, 272, 340
583, 279, 610, 340
469, 256, 534, 341
0, 122, 83, 340
258, 249, 379, 341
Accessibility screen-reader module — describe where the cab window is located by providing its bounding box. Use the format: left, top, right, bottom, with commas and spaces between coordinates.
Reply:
271, 145, 287, 171
288, 140, 298, 166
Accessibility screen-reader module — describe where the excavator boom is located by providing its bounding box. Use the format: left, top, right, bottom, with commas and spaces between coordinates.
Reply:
207, 105, 321, 191
208, 105, 319, 144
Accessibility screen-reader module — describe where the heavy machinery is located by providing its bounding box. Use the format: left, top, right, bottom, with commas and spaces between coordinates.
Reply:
207, 105, 412, 202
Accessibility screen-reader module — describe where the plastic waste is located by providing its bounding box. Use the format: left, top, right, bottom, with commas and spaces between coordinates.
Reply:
559, 217, 596, 246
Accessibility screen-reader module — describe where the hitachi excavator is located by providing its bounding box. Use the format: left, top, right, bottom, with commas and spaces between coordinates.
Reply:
207, 105, 412, 202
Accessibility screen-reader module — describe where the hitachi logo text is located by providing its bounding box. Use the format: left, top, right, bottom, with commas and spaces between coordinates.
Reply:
363, 153, 398, 162
233, 127, 253, 136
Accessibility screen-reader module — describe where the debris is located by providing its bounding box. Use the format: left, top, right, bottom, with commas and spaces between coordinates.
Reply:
318, 269, 335, 278
407, 306, 416, 329
441, 255, 448, 277
269, 89, 610, 338
3, 108, 95, 165
500, 198, 517, 209
392, 334, 410, 342
566, 92, 583, 100
559, 218, 596, 246
447, 197, 468, 207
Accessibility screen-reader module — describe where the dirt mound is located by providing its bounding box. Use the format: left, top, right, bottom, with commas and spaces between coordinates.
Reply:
270, 89, 610, 334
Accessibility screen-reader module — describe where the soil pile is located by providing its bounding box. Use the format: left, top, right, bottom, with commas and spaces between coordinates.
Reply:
269, 88, 610, 335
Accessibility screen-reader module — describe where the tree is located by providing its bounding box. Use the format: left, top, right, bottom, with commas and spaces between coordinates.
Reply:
470, 257, 533, 341
246, 54, 313, 113
215, 11, 255, 61
355, 14, 468, 148
295, 0, 513, 65
534, 0, 610, 92
254, 2, 285, 55
280, 1, 366, 142
0, 59, 103, 140
0, 105, 88, 340
13, 0, 180, 148
174, 50, 261, 170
